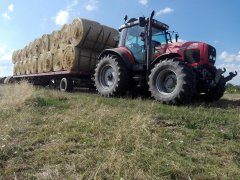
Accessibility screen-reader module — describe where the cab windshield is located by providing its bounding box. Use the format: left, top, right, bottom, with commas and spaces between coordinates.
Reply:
152, 27, 167, 45
121, 25, 167, 63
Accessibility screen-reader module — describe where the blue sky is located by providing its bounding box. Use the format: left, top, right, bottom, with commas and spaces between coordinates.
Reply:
0, 0, 240, 84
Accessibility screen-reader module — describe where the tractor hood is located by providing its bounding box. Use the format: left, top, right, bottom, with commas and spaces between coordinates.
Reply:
155, 41, 201, 56
154, 41, 217, 66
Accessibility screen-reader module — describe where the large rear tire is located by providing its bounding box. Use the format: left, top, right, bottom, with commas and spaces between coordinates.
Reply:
94, 55, 129, 97
148, 59, 196, 104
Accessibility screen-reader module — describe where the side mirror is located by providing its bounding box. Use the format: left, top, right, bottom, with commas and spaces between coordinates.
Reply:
175, 33, 179, 42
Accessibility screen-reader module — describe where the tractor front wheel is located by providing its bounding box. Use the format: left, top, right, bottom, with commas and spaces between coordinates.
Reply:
148, 59, 196, 104
204, 76, 226, 102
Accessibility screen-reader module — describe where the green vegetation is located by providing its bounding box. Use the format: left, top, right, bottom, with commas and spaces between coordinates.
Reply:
226, 83, 240, 94
0, 82, 240, 179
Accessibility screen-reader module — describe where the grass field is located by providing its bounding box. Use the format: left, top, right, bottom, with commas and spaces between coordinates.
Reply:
0, 82, 240, 179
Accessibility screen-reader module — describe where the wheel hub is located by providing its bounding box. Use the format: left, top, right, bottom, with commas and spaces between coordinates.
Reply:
156, 70, 177, 94
164, 74, 176, 92
100, 65, 116, 88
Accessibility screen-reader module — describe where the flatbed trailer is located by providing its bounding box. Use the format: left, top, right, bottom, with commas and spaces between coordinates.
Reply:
11, 70, 94, 92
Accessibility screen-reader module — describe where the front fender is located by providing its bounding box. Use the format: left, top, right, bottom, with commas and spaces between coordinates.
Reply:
98, 48, 135, 70
148, 53, 181, 73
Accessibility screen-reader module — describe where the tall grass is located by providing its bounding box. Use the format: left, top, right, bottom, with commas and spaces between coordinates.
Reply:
0, 81, 35, 109
0, 85, 240, 179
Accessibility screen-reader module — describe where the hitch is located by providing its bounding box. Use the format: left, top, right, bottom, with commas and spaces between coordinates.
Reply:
219, 68, 226, 74
224, 71, 238, 82
215, 68, 226, 84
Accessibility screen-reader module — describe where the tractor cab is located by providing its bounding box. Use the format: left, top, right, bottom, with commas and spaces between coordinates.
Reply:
118, 13, 171, 67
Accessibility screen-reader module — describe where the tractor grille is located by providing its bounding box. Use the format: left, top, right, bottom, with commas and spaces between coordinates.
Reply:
184, 49, 200, 64
208, 45, 216, 65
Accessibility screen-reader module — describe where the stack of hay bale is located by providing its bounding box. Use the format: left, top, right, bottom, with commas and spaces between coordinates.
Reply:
12, 18, 119, 75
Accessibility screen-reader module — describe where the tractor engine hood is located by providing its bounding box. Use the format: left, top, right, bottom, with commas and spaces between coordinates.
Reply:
155, 41, 201, 57
154, 41, 216, 66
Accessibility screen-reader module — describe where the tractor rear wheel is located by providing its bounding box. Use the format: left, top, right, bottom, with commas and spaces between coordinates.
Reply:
204, 76, 226, 102
94, 55, 129, 96
148, 59, 196, 104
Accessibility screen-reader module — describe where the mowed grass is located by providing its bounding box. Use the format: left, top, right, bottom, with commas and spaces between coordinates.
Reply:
0, 82, 240, 179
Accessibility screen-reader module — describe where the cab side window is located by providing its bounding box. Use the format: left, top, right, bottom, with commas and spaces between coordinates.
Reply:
125, 26, 145, 62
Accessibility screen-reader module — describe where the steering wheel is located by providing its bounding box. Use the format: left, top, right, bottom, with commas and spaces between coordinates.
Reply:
129, 43, 143, 54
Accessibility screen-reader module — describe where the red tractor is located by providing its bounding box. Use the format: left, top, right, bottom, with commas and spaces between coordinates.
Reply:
94, 11, 237, 104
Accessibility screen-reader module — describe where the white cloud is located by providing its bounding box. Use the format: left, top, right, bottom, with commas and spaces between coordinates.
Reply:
219, 63, 240, 85
55, 10, 69, 26
170, 38, 186, 43
219, 51, 240, 62
85, 0, 98, 11
0, 66, 8, 71
3, 13, 11, 20
8, 4, 14, 12
156, 7, 174, 16
0, 44, 14, 62
139, 0, 149, 6
54, 0, 78, 25
0, 65, 13, 77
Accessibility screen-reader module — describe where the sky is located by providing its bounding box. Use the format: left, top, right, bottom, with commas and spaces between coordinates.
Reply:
0, 0, 240, 84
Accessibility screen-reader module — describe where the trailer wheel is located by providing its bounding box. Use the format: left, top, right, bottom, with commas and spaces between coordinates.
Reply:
0, 77, 6, 84
60, 78, 73, 92
4, 76, 15, 84
94, 55, 129, 96
148, 59, 196, 104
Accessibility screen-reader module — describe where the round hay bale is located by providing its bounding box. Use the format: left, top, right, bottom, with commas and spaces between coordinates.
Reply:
30, 56, 38, 74
60, 24, 71, 49
12, 50, 19, 64
32, 39, 38, 56
41, 34, 50, 53
15, 61, 21, 76
21, 47, 27, 60
37, 38, 43, 55
62, 45, 98, 71
50, 30, 60, 53
101, 25, 119, 49
38, 53, 45, 73
27, 42, 33, 58
43, 52, 53, 72
53, 49, 63, 71
19, 60, 27, 75
13, 63, 17, 75
70, 18, 102, 48
26, 58, 31, 75
32, 38, 42, 56
17, 49, 22, 62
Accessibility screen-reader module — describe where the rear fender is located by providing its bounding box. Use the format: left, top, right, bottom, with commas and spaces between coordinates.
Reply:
98, 48, 134, 70
148, 53, 181, 74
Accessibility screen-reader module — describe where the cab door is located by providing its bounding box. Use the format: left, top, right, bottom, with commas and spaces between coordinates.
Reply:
124, 26, 145, 63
